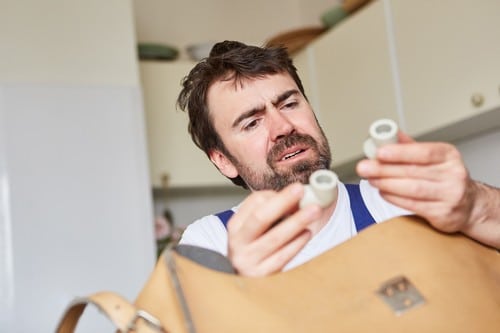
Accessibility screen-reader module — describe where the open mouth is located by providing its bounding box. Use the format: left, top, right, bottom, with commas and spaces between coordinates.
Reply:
281, 149, 305, 161
268, 133, 319, 166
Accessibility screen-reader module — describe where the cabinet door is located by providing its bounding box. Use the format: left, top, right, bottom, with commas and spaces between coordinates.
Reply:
140, 61, 230, 188
391, 0, 500, 138
297, 0, 400, 176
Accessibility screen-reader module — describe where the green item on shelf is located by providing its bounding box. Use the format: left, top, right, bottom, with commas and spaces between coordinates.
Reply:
138, 43, 179, 61
321, 5, 348, 28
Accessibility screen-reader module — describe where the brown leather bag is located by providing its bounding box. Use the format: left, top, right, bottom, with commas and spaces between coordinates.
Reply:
56, 216, 500, 333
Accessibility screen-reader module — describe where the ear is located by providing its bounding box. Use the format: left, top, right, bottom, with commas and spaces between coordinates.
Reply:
209, 149, 239, 178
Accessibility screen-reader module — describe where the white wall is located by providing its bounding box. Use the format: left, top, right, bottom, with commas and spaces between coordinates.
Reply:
0, 1, 156, 332
155, 187, 247, 229
0, 0, 139, 85
455, 128, 500, 187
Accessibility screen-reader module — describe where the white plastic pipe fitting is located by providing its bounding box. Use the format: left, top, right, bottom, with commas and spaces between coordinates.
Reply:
363, 118, 399, 159
300, 169, 338, 209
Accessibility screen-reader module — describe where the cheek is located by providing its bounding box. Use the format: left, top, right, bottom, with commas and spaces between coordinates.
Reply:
293, 114, 322, 135
232, 135, 269, 164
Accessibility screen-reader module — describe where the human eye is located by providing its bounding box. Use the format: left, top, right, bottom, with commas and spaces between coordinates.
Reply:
283, 100, 299, 110
242, 118, 261, 131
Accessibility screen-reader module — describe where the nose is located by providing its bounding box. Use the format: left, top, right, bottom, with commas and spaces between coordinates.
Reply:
268, 110, 295, 142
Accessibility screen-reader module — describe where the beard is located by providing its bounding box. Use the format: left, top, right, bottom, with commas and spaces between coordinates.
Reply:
229, 131, 331, 191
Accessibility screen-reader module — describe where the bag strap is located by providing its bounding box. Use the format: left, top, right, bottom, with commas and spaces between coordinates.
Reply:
56, 291, 164, 333
216, 184, 376, 232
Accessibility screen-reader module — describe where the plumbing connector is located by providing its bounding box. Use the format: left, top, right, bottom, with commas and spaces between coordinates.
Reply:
363, 118, 399, 159
300, 169, 338, 209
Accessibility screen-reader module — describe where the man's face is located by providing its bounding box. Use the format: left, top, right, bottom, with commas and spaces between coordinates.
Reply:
207, 73, 331, 191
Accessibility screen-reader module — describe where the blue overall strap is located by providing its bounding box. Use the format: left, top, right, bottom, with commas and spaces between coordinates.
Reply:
345, 184, 376, 232
215, 209, 235, 229
216, 184, 375, 232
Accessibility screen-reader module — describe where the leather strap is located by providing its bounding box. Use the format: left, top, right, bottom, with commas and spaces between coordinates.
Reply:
56, 291, 164, 333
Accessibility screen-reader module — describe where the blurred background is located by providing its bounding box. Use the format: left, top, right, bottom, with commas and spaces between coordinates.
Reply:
1, 0, 499, 331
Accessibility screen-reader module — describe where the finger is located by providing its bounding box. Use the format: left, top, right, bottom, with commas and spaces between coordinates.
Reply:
378, 192, 438, 219
228, 183, 304, 243
357, 159, 450, 181
369, 178, 443, 201
377, 142, 460, 165
251, 204, 321, 259
226, 190, 275, 232
378, 192, 463, 232
248, 229, 312, 277
232, 204, 320, 267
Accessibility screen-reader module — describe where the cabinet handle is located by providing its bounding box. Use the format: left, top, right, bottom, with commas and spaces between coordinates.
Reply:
471, 93, 484, 108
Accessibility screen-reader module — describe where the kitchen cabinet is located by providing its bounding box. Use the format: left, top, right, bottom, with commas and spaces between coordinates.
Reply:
140, 61, 232, 188
294, 0, 500, 177
390, 0, 500, 139
294, 0, 399, 177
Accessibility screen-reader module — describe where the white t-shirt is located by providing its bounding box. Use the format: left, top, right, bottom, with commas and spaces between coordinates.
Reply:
179, 180, 410, 271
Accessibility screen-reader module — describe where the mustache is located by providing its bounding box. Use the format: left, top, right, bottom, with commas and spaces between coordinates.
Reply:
267, 133, 318, 165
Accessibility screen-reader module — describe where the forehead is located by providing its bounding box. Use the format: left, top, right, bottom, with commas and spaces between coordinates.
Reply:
207, 73, 299, 118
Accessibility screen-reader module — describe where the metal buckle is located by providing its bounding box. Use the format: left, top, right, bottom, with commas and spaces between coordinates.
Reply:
124, 309, 167, 332
376, 276, 426, 315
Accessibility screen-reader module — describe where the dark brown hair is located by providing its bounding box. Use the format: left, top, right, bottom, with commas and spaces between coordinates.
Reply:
177, 40, 307, 187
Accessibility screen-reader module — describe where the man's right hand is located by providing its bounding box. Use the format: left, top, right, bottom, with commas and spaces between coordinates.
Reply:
226, 183, 321, 277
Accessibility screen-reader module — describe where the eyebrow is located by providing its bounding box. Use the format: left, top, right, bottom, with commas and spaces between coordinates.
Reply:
231, 89, 300, 129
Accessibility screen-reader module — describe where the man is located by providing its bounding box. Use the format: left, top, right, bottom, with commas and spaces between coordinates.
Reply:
176, 40, 500, 277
